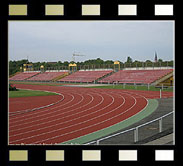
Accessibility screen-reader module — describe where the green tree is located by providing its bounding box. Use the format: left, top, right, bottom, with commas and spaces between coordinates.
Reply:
126, 56, 133, 63
158, 59, 163, 62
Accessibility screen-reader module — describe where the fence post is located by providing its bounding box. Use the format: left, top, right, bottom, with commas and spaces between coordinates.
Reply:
123, 83, 125, 89
96, 140, 100, 145
148, 83, 150, 90
160, 89, 162, 98
134, 82, 137, 89
159, 118, 163, 133
134, 127, 139, 142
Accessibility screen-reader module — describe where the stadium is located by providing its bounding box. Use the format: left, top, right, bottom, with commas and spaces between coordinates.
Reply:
8, 21, 174, 145
9, 57, 174, 145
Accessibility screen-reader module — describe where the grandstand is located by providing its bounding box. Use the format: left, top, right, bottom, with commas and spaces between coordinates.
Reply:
99, 69, 173, 84
27, 71, 68, 81
9, 68, 173, 85
58, 70, 113, 83
9, 72, 40, 81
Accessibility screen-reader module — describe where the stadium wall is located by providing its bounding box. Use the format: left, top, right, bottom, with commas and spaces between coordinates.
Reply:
123, 67, 173, 70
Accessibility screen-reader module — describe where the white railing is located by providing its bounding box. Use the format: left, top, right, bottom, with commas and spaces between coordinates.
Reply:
85, 111, 174, 145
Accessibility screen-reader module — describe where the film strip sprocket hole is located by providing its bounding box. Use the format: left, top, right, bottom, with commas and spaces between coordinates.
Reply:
0, 0, 178, 166
8, 149, 175, 162
8, 4, 174, 16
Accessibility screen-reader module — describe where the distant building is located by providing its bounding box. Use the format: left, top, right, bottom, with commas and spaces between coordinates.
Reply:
154, 52, 158, 62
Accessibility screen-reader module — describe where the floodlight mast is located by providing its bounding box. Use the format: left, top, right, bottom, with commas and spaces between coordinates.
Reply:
72, 52, 85, 62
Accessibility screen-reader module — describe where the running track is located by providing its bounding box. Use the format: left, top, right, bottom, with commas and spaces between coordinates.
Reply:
9, 84, 173, 145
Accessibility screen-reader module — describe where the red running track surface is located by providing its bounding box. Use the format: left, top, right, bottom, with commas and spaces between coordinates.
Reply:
9, 84, 173, 145
9, 95, 63, 113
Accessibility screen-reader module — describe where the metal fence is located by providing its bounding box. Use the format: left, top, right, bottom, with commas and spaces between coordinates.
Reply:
85, 111, 174, 145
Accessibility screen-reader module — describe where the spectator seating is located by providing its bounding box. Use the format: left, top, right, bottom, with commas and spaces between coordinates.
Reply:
99, 69, 173, 84
9, 72, 40, 81
27, 71, 68, 81
58, 70, 113, 83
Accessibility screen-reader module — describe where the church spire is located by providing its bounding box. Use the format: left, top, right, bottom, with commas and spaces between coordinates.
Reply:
155, 51, 158, 62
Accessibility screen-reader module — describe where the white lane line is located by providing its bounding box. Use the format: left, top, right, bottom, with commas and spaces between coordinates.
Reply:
32, 92, 137, 144
9, 92, 106, 138
10, 91, 147, 127
9, 92, 116, 144
10, 89, 149, 144
10, 92, 126, 144
9, 95, 65, 116
9, 94, 94, 137
9, 92, 96, 130
9, 89, 86, 120
10, 92, 120, 138
10, 89, 96, 120
9, 92, 74, 120
33, 92, 148, 144
9, 91, 75, 120
9, 92, 83, 125
9, 92, 104, 133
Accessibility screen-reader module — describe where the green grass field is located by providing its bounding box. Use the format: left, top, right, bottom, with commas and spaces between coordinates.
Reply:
87, 84, 173, 92
9, 89, 58, 98
9, 81, 173, 92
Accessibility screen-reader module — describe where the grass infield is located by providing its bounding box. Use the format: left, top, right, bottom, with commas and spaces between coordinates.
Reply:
9, 89, 58, 98
9, 81, 173, 92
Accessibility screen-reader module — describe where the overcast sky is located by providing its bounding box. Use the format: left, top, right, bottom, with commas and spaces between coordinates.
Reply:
8, 21, 174, 63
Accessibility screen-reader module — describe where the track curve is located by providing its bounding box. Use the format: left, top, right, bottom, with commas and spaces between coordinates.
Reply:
9, 84, 173, 145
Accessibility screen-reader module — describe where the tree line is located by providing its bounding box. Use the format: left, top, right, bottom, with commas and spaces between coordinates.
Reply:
9, 57, 173, 76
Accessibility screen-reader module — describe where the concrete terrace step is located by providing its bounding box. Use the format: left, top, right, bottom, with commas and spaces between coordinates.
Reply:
144, 133, 173, 145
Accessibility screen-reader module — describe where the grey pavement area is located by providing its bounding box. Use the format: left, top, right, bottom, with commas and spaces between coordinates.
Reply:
87, 97, 174, 145
144, 133, 173, 145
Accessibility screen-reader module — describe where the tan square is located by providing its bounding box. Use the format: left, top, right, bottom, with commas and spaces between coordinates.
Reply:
46, 150, 64, 161
9, 5, 28, 16
82, 150, 101, 161
118, 5, 137, 15
119, 150, 137, 161
82, 5, 100, 15
45, 5, 64, 15
9, 150, 28, 161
